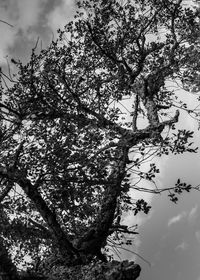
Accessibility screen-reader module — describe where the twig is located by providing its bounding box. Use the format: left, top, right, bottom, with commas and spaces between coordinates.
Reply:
114, 245, 151, 267
0, 20, 14, 28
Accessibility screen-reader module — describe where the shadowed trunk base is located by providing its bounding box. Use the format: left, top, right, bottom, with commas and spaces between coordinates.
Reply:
39, 260, 141, 280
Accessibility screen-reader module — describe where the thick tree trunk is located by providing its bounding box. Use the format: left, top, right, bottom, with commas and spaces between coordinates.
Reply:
76, 145, 129, 259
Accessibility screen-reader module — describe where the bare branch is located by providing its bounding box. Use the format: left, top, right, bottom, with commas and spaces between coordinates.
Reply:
0, 19, 14, 28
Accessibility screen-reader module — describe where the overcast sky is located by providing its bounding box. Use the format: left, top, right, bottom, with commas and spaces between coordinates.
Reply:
1, 1, 200, 280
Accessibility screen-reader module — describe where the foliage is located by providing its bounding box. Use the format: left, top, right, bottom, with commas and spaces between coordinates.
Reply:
0, 0, 200, 278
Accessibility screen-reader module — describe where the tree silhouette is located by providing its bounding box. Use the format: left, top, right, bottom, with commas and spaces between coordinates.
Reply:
0, 0, 200, 279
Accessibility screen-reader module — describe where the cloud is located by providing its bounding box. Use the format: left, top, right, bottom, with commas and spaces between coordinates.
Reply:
188, 204, 199, 223
175, 241, 188, 251
168, 212, 186, 227
47, 0, 76, 34
0, 0, 47, 63
10, 0, 46, 31
0, 25, 15, 62
0, 2, 16, 61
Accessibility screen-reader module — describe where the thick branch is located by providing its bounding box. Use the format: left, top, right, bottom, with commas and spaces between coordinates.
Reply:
0, 167, 78, 260
17, 177, 78, 259
77, 145, 129, 259
144, 97, 160, 126
109, 224, 139, 235
77, 109, 179, 258
127, 110, 180, 147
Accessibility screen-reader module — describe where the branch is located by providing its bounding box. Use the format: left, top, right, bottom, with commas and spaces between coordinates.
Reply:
0, 102, 21, 119
109, 224, 139, 235
0, 166, 79, 261
28, 218, 52, 238
138, 6, 162, 38
127, 110, 180, 148
0, 182, 13, 203
58, 73, 131, 136
10, 140, 25, 169
0, 19, 14, 28
76, 108, 179, 257
77, 145, 130, 259
132, 95, 139, 131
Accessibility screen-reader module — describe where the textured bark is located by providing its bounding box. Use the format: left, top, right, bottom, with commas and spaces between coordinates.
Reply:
144, 98, 160, 126
41, 260, 141, 280
76, 107, 179, 259
77, 145, 129, 259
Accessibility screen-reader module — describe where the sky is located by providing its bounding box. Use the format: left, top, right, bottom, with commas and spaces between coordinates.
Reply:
0, 0, 77, 64
1, 1, 200, 280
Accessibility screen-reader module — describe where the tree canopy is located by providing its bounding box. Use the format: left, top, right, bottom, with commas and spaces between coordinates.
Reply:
0, 0, 200, 279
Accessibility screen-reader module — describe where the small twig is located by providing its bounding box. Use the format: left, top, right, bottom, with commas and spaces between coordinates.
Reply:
114, 245, 151, 267
0, 20, 14, 28
111, 224, 139, 234
28, 218, 51, 238
33, 37, 40, 51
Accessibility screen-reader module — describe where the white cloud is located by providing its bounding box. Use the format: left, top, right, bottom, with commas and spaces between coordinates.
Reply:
10, 0, 45, 31
188, 204, 199, 223
47, 0, 76, 34
175, 241, 188, 251
0, 0, 47, 62
168, 212, 186, 227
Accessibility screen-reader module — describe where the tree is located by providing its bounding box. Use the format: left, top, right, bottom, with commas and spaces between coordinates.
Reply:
0, 0, 200, 279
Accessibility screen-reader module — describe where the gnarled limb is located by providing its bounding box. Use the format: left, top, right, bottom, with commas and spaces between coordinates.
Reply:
0, 167, 79, 262
76, 109, 179, 260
